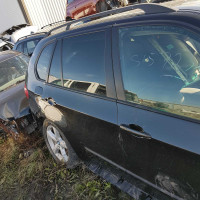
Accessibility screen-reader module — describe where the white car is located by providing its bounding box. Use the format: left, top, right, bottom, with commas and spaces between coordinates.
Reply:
2, 24, 38, 43
0, 39, 13, 51
10, 26, 38, 43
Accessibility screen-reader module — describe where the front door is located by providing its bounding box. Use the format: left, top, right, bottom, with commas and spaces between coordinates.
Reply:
113, 22, 200, 199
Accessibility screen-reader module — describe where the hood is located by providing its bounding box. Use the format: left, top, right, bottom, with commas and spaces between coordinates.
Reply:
0, 82, 30, 121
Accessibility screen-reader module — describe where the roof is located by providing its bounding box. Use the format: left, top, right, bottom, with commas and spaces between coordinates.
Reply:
0, 50, 21, 63
162, 0, 199, 8
161, 0, 200, 13
16, 32, 46, 43
48, 3, 176, 36
32, 2, 200, 48
50, 0, 200, 36
40, 20, 67, 32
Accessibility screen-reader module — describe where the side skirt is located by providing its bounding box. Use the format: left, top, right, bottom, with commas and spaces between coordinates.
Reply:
84, 147, 180, 200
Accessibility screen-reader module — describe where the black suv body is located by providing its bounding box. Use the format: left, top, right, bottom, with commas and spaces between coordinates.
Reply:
26, 4, 200, 200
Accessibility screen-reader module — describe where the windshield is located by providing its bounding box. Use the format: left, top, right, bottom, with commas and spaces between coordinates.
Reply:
0, 54, 29, 92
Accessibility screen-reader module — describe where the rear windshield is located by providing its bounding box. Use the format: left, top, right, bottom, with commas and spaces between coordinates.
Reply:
0, 54, 29, 92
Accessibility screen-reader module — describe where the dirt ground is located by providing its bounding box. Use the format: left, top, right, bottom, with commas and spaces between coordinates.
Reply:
0, 133, 133, 200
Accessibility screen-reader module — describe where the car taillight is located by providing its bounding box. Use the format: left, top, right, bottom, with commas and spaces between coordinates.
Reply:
24, 84, 29, 99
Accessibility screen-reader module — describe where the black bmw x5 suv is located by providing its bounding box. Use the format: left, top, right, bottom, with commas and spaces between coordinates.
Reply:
26, 4, 200, 200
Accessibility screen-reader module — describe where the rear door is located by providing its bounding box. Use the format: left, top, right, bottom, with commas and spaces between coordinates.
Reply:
29, 40, 56, 119
113, 22, 200, 199
43, 28, 125, 165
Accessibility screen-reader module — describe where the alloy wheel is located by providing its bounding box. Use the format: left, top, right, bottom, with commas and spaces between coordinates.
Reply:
46, 125, 69, 162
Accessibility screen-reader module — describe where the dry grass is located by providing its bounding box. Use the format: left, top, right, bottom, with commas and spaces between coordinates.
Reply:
0, 133, 133, 200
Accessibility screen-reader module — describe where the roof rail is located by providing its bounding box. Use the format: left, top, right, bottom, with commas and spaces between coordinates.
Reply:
47, 3, 175, 36
41, 20, 66, 30
17, 32, 47, 42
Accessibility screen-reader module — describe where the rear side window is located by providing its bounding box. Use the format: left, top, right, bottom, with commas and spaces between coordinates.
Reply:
24, 39, 40, 56
62, 32, 106, 96
119, 25, 200, 120
36, 42, 55, 81
48, 40, 62, 86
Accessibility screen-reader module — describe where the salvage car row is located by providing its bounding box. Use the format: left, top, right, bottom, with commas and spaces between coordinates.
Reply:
1, 2, 200, 200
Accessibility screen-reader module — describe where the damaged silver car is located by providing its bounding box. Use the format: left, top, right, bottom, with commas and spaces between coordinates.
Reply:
0, 51, 35, 136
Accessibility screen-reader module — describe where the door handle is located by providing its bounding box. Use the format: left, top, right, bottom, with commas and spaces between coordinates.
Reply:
120, 124, 151, 139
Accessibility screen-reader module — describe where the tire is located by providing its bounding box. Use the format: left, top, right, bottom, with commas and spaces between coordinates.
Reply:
43, 119, 79, 168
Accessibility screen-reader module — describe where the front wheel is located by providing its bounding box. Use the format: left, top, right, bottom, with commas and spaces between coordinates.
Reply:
43, 119, 79, 168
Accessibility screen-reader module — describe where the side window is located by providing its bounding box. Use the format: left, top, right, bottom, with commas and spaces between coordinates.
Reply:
16, 43, 23, 53
48, 40, 62, 86
36, 42, 55, 81
62, 32, 107, 96
24, 39, 40, 56
119, 25, 200, 120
